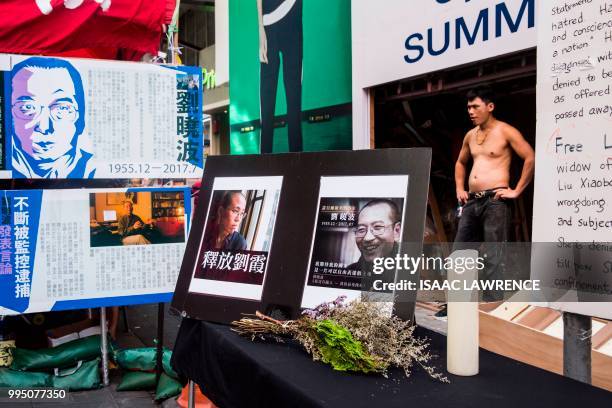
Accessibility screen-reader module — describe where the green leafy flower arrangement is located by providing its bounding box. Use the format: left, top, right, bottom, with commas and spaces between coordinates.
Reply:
231, 297, 448, 382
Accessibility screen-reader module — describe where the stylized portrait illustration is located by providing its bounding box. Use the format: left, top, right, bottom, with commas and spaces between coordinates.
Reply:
10, 57, 95, 178
257, 0, 303, 153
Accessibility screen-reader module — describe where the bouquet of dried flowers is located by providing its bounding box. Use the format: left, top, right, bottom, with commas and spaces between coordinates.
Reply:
231, 296, 448, 382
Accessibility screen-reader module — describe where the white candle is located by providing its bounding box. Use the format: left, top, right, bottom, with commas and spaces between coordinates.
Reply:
446, 249, 479, 376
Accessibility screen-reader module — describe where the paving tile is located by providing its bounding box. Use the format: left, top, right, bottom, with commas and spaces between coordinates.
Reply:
3, 401, 33, 407
114, 397, 158, 408
126, 303, 181, 349
68, 387, 116, 406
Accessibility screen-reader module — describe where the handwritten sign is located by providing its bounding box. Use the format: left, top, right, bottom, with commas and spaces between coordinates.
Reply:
532, 0, 612, 318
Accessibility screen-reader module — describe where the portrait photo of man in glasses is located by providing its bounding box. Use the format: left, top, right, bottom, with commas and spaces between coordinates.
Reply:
194, 186, 282, 286
9, 56, 95, 178
206, 191, 249, 251
347, 199, 402, 276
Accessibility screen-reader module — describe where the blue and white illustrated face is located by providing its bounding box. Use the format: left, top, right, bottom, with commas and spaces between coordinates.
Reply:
11, 66, 81, 162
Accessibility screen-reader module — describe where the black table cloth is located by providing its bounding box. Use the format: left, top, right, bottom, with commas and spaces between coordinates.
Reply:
171, 318, 611, 408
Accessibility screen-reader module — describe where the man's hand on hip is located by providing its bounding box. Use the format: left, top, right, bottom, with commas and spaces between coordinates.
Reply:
494, 188, 519, 200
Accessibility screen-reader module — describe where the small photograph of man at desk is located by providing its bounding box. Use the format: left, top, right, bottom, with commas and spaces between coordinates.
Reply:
89, 191, 186, 247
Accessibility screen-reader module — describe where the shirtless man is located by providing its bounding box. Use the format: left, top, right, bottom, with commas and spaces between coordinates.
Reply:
454, 86, 535, 244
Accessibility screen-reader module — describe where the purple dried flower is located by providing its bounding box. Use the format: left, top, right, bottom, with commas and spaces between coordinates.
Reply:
332, 295, 347, 306
302, 296, 349, 319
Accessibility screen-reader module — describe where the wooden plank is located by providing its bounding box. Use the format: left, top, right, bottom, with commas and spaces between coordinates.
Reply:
480, 311, 563, 375
480, 311, 612, 392
488, 302, 530, 321
592, 350, 612, 391
478, 301, 503, 313
516, 307, 561, 331
597, 337, 612, 356
592, 322, 612, 350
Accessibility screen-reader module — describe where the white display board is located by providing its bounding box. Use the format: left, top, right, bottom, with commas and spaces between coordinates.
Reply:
0, 187, 191, 315
532, 0, 612, 319
300, 175, 409, 308
1, 54, 203, 179
187, 176, 283, 301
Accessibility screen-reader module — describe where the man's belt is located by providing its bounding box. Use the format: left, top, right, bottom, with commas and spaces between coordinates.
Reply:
468, 187, 508, 200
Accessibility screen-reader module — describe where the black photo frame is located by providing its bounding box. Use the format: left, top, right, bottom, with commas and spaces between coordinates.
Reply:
171, 148, 431, 323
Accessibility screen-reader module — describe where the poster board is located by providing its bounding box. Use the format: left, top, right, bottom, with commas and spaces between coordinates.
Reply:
532, 0, 612, 319
0, 54, 203, 179
228, 0, 352, 154
171, 149, 431, 323
0, 186, 191, 315
301, 176, 409, 308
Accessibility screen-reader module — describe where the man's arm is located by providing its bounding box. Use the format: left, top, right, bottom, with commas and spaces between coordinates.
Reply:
495, 126, 535, 200
119, 215, 145, 237
130, 215, 145, 232
455, 132, 472, 204
117, 216, 128, 237
257, 0, 268, 63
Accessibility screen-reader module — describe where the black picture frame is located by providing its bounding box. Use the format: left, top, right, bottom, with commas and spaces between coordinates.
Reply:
171, 148, 432, 323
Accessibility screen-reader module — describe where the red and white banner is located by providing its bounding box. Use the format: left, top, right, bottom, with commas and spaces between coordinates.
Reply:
0, 0, 173, 56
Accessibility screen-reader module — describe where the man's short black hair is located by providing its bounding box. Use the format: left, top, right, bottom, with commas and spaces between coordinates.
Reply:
220, 191, 245, 209
358, 199, 401, 224
466, 86, 496, 105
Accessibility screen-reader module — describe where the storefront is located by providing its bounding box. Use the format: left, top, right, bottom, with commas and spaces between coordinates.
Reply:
352, 0, 536, 241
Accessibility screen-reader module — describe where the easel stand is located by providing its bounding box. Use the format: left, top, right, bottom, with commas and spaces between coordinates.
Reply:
100, 307, 110, 386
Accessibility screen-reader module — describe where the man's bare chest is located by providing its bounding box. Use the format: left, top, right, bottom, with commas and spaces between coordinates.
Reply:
469, 133, 510, 160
